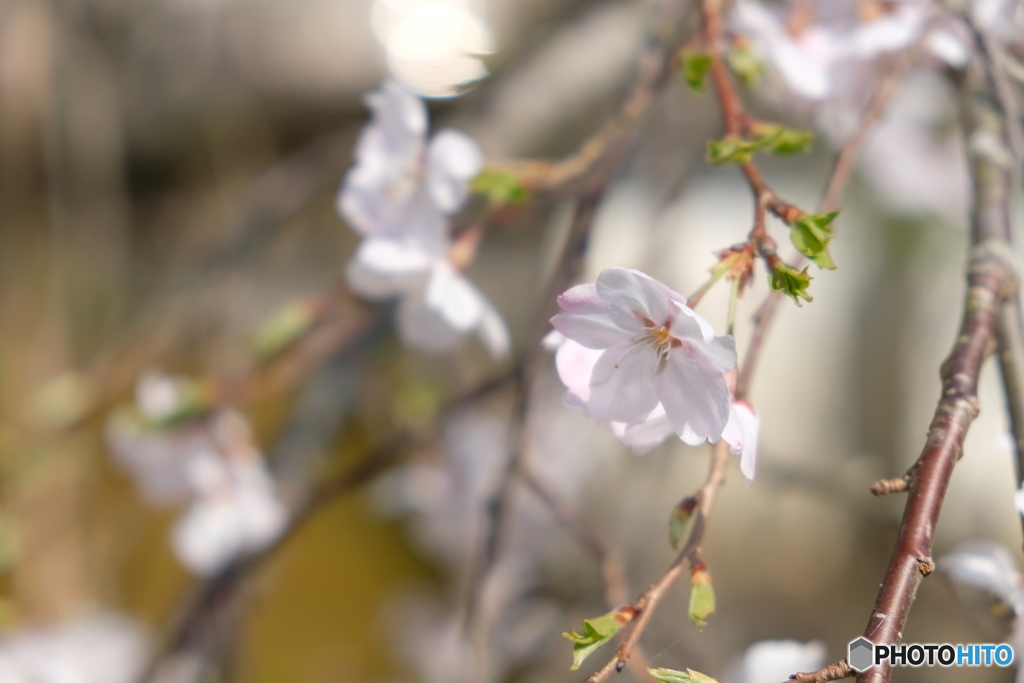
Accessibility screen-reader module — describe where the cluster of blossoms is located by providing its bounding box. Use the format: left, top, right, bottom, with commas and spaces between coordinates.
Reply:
547, 268, 759, 479
731, 0, 1023, 219
338, 79, 509, 357
106, 372, 287, 576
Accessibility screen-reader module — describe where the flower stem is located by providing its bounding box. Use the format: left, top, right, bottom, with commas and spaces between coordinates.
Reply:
687, 257, 734, 308
726, 273, 741, 337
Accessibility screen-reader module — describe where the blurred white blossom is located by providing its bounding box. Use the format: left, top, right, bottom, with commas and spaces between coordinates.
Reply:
339, 80, 509, 357
106, 373, 287, 576
550, 268, 737, 447
371, 0, 495, 97
728, 639, 827, 683
0, 612, 148, 683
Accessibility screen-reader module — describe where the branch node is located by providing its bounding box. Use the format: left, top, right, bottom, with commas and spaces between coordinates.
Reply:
916, 556, 936, 576
869, 475, 911, 496
787, 658, 853, 683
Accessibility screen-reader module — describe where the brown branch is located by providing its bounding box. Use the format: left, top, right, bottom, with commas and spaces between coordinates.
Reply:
787, 659, 853, 683
583, 441, 732, 683
869, 475, 911, 496
734, 32, 928, 401
853, 55, 1020, 683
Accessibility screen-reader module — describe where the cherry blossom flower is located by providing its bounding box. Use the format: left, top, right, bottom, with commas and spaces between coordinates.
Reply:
106, 373, 287, 576
0, 612, 149, 683
545, 329, 759, 479
339, 79, 509, 357
546, 269, 760, 476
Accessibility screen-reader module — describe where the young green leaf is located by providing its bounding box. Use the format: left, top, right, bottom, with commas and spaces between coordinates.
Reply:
726, 46, 763, 88
253, 297, 322, 360
648, 667, 724, 683
562, 606, 636, 670
470, 168, 530, 206
769, 262, 813, 305
679, 51, 713, 93
706, 137, 756, 165
688, 564, 716, 630
790, 211, 839, 270
750, 123, 813, 155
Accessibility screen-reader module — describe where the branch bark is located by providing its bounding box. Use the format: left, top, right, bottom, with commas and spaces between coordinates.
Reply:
854, 49, 1020, 683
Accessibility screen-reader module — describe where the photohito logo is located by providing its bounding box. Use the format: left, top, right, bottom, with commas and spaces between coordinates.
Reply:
847, 638, 1014, 672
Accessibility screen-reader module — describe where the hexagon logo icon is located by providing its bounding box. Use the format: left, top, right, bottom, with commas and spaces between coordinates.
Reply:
848, 637, 875, 673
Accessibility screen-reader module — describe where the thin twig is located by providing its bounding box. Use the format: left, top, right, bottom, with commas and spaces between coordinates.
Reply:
786, 659, 853, 683
735, 28, 930, 401
583, 441, 732, 683
520, 466, 630, 607
464, 0, 700, 648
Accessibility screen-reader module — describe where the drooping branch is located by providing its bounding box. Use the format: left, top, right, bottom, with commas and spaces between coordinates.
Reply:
851, 48, 1020, 683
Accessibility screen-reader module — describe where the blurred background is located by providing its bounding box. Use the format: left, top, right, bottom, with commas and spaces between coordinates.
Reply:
1, 0, 1023, 681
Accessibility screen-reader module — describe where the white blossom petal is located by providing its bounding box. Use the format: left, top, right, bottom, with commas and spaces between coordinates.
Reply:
586, 341, 661, 424
723, 401, 760, 482
425, 261, 484, 332
657, 351, 731, 443
938, 541, 1024, 615
553, 337, 603, 406
477, 297, 511, 359
595, 268, 675, 324
346, 238, 433, 299
611, 405, 674, 456
427, 129, 483, 214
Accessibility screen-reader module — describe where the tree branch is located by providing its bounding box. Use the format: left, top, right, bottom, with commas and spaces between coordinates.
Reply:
583, 440, 732, 683
853, 51, 1020, 683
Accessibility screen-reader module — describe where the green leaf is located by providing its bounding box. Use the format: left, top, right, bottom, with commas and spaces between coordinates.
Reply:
679, 51, 713, 93
562, 606, 636, 670
669, 497, 697, 550
790, 211, 839, 270
750, 123, 813, 155
688, 567, 716, 631
252, 297, 321, 360
648, 667, 723, 683
769, 262, 813, 306
706, 137, 756, 165
470, 169, 529, 206
726, 47, 763, 88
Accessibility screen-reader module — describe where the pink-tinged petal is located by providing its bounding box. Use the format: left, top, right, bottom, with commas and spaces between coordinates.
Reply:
397, 284, 465, 353
698, 335, 738, 374
551, 283, 641, 348
595, 268, 675, 324
427, 129, 483, 214
346, 239, 431, 299
723, 401, 759, 482
657, 351, 731, 443
586, 341, 660, 424
611, 405, 674, 456
554, 338, 603, 404
670, 300, 718, 343
477, 297, 511, 359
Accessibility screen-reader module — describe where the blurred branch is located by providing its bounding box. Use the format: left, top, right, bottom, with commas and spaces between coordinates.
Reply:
734, 24, 932, 400
852, 51, 1020, 683
479, 0, 697, 199
464, 0, 701, 660
137, 370, 517, 682
30, 127, 359, 433
582, 441, 731, 683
